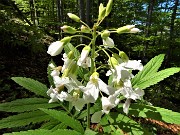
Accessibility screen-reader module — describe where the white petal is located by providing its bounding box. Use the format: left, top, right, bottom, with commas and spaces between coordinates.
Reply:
91, 111, 104, 123
98, 78, 115, 95
82, 82, 99, 103
124, 60, 143, 71
103, 37, 114, 48
73, 98, 86, 111
123, 98, 131, 114
47, 41, 63, 56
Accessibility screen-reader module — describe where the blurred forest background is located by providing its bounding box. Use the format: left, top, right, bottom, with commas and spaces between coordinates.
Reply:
0, 0, 180, 133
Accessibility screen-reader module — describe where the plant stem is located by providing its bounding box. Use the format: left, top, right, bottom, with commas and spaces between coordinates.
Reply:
87, 103, 90, 129
86, 24, 98, 129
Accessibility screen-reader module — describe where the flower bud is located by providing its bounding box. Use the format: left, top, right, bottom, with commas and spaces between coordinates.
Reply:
112, 53, 121, 62
109, 57, 118, 68
60, 36, 71, 45
61, 25, 77, 34
69, 63, 78, 75
47, 41, 64, 56
101, 30, 110, 39
67, 13, 80, 22
119, 51, 129, 62
129, 28, 140, 33
105, 0, 113, 17
98, 3, 106, 21
67, 51, 74, 59
117, 25, 135, 34
62, 68, 69, 77
81, 25, 90, 33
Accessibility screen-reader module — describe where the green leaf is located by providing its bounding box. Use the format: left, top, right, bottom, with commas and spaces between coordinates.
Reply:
64, 43, 80, 58
101, 113, 152, 135
0, 110, 52, 129
4, 129, 81, 135
84, 129, 98, 135
40, 120, 67, 131
40, 108, 84, 134
64, 43, 86, 78
134, 67, 180, 89
0, 98, 60, 112
122, 103, 180, 125
11, 77, 48, 98
132, 54, 165, 86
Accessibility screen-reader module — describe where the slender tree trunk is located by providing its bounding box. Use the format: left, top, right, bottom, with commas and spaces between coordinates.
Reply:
56, 0, 63, 39
86, 0, 91, 26
165, 0, 179, 66
143, 0, 155, 60
79, 0, 85, 22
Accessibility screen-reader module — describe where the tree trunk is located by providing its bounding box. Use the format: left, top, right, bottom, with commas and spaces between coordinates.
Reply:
56, 0, 63, 39
86, 0, 91, 26
165, 0, 179, 67
143, 0, 155, 59
79, 0, 85, 22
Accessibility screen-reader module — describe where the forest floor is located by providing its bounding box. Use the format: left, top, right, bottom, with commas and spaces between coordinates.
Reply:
0, 49, 180, 135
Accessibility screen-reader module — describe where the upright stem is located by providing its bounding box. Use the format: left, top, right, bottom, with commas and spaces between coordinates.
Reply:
87, 23, 97, 129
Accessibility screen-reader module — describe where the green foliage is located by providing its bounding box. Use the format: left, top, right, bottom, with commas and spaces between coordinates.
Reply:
100, 113, 152, 135
135, 67, 180, 89
40, 120, 67, 131
132, 54, 165, 86
84, 129, 98, 135
0, 110, 52, 129
0, 98, 59, 112
132, 54, 180, 89
4, 129, 81, 135
40, 108, 84, 134
118, 103, 180, 125
11, 77, 48, 98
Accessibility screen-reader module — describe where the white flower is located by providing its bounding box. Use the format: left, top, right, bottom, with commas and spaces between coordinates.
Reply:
61, 53, 76, 73
77, 46, 91, 68
78, 57, 91, 68
58, 91, 86, 111
91, 90, 121, 123
122, 60, 143, 71
120, 80, 144, 100
102, 37, 114, 48
106, 59, 143, 84
47, 41, 64, 56
123, 98, 131, 114
102, 95, 120, 114
47, 87, 61, 103
120, 80, 144, 114
53, 76, 81, 93
48, 63, 60, 77
82, 72, 115, 103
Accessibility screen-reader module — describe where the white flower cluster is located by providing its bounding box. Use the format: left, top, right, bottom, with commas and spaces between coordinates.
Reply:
46, 24, 143, 123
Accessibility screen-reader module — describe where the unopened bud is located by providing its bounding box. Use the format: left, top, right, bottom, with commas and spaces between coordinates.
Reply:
117, 25, 135, 34
61, 25, 77, 34
109, 57, 118, 68
81, 25, 90, 33
119, 51, 129, 62
62, 69, 69, 77
83, 45, 91, 52
67, 51, 74, 59
105, 0, 113, 17
67, 13, 80, 22
98, 3, 106, 21
101, 30, 110, 39
60, 37, 71, 45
